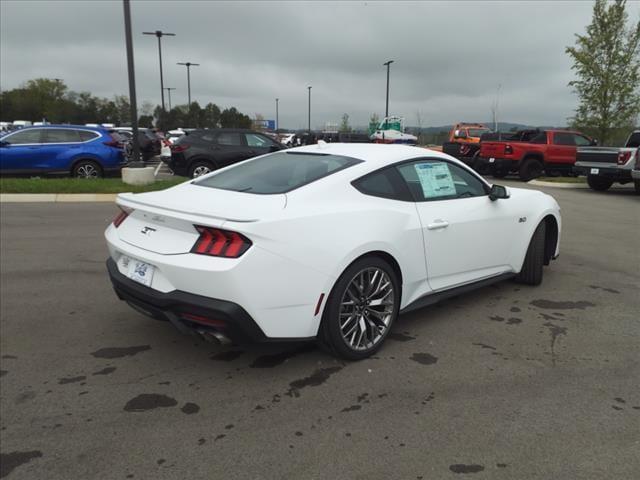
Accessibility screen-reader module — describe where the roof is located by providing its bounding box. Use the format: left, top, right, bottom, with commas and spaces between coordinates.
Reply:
289, 143, 454, 168
16, 124, 106, 131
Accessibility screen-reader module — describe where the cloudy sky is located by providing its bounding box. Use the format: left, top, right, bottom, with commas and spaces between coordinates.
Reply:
1, 0, 637, 128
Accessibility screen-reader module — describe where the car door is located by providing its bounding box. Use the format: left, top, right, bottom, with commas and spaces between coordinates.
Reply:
213, 131, 250, 167
0, 128, 44, 174
244, 132, 282, 157
548, 132, 576, 165
41, 128, 84, 172
396, 158, 519, 291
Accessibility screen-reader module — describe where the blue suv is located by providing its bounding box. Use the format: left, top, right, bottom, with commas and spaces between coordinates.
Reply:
0, 125, 127, 178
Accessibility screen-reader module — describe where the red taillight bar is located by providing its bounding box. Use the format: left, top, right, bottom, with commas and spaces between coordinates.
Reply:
191, 226, 252, 258
112, 206, 132, 228
170, 143, 190, 153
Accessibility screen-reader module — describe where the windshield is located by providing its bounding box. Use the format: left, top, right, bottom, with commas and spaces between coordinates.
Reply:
195, 151, 362, 194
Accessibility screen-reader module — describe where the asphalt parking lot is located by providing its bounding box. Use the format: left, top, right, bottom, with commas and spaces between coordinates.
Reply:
1, 182, 638, 479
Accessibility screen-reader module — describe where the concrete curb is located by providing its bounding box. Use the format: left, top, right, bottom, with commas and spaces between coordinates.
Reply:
528, 180, 589, 189
0, 193, 118, 203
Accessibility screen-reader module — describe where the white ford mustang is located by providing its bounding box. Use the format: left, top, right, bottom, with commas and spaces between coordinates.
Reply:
105, 143, 561, 359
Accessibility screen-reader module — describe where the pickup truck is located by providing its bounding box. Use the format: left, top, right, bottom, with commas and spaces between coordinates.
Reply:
441, 122, 492, 165
574, 130, 640, 193
477, 129, 596, 181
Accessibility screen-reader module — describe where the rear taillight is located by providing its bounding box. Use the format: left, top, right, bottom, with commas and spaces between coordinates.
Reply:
191, 226, 252, 258
103, 134, 122, 148
504, 144, 513, 155
635, 149, 639, 169
112, 206, 132, 228
617, 151, 632, 165
171, 143, 190, 153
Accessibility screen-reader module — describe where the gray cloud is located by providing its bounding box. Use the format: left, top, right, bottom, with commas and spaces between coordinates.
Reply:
2, 0, 636, 128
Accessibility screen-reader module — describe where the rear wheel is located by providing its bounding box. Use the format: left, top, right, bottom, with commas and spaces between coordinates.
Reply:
188, 160, 215, 178
587, 175, 613, 191
634, 180, 640, 195
72, 160, 103, 179
516, 221, 546, 286
318, 257, 399, 360
492, 170, 508, 179
519, 158, 544, 182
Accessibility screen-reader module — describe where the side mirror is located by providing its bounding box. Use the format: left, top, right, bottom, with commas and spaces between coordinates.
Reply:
489, 184, 510, 201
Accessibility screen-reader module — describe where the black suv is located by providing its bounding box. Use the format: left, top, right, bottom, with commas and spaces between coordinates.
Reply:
169, 129, 285, 178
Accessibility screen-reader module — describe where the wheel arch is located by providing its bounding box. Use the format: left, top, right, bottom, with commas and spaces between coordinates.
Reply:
188, 155, 218, 170
542, 214, 559, 265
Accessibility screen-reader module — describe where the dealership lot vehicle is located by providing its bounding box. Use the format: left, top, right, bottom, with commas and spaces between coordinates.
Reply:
1, 184, 638, 480
574, 130, 640, 192
114, 127, 162, 161
0, 125, 127, 178
478, 128, 596, 180
105, 144, 560, 360
168, 128, 285, 178
441, 122, 492, 165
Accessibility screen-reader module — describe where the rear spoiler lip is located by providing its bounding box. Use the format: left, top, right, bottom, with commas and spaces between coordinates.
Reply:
116, 193, 259, 223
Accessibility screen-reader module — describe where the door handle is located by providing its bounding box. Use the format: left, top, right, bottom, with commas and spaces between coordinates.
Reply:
427, 220, 449, 230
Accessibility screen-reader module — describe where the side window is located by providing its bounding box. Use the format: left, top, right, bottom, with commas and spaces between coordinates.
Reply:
216, 132, 243, 146
397, 160, 487, 201
530, 132, 547, 144
79, 130, 99, 142
352, 167, 411, 201
4, 129, 42, 145
43, 129, 81, 143
553, 132, 575, 146
245, 133, 274, 148
573, 134, 592, 147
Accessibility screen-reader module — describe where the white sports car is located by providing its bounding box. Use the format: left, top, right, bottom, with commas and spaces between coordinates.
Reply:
105, 143, 561, 359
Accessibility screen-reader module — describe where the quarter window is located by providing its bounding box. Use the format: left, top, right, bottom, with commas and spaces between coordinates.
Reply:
397, 160, 487, 201
216, 132, 243, 146
43, 129, 81, 143
79, 130, 100, 142
4, 129, 42, 144
352, 167, 412, 201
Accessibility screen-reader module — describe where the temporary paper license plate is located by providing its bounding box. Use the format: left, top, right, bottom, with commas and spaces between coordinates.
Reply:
125, 257, 155, 287
590, 168, 599, 175
489, 157, 495, 163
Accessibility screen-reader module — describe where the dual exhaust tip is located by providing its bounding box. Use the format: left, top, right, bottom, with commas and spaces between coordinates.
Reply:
197, 329, 232, 345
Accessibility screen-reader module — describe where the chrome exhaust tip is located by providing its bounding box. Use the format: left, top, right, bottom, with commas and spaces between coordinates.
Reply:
197, 330, 231, 345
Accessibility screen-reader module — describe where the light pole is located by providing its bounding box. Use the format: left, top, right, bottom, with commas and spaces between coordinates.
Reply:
143, 30, 175, 112
123, 0, 141, 167
383, 60, 394, 119
164, 87, 176, 111
275, 98, 279, 131
177, 62, 199, 109
307, 86, 312, 132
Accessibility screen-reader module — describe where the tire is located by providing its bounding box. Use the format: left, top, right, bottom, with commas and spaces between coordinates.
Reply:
516, 221, 546, 286
72, 159, 103, 179
519, 158, 544, 182
492, 171, 508, 179
318, 257, 400, 360
634, 180, 640, 195
587, 175, 613, 191
188, 160, 215, 178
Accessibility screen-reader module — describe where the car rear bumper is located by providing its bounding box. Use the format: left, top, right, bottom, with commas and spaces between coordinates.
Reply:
573, 164, 632, 181
107, 257, 271, 343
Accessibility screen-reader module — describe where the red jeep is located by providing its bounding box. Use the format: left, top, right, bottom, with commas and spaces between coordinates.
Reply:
477, 129, 596, 181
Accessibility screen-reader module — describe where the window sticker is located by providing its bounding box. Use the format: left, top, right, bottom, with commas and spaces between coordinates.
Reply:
414, 162, 456, 198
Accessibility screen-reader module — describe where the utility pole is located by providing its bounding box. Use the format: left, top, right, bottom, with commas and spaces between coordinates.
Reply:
164, 87, 176, 111
383, 60, 394, 120
143, 30, 175, 112
123, 0, 141, 167
275, 98, 279, 131
177, 62, 200, 109
307, 86, 312, 132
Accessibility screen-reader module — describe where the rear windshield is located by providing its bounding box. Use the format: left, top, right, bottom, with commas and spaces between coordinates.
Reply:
195, 151, 362, 194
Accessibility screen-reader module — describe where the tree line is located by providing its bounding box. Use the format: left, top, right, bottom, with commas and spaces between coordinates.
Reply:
0, 78, 252, 131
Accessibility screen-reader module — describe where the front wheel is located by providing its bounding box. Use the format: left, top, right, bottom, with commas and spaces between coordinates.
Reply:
72, 160, 103, 179
516, 221, 546, 286
318, 257, 400, 360
587, 175, 613, 191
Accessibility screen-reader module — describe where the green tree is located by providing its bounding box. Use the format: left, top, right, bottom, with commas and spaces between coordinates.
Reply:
220, 107, 252, 128
566, 0, 640, 145
339, 113, 352, 132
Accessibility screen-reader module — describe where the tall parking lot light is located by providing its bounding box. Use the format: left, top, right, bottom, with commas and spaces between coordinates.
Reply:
383, 60, 394, 119
307, 86, 312, 132
123, 0, 141, 167
177, 62, 199, 110
276, 98, 279, 131
164, 87, 176, 111
143, 30, 175, 112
